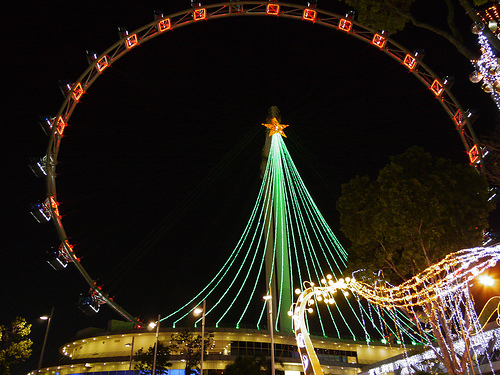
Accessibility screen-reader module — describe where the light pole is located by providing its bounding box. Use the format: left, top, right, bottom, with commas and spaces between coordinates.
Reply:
150, 315, 160, 375
125, 337, 135, 375
37, 307, 54, 375
263, 294, 275, 375
194, 300, 206, 375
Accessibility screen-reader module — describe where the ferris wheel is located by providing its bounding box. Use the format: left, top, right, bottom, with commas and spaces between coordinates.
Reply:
30, 1, 484, 327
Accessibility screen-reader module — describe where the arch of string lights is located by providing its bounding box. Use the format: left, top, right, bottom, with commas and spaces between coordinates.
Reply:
35, 1, 485, 327
290, 245, 500, 374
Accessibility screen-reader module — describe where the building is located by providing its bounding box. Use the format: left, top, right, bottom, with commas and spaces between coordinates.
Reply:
31, 321, 415, 375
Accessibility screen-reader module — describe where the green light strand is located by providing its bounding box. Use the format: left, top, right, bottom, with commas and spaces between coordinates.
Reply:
218, 159, 277, 326
170, 160, 271, 325
282, 146, 348, 261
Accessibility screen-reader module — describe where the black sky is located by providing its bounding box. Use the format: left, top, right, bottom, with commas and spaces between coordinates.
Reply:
3, 0, 500, 372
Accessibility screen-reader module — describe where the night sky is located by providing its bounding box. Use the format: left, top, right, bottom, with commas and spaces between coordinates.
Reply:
3, 0, 500, 372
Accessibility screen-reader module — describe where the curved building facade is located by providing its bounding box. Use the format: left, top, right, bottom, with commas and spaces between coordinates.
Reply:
31, 323, 414, 375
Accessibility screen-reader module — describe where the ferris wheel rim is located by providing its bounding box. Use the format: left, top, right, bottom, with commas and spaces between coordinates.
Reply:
42, 0, 482, 325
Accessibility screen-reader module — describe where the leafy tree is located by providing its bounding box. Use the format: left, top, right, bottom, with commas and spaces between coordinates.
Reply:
169, 328, 214, 375
337, 146, 493, 284
0, 317, 33, 375
134, 342, 172, 375
225, 356, 284, 375
338, 0, 500, 60
337, 146, 494, 375
225, 356, 263, 375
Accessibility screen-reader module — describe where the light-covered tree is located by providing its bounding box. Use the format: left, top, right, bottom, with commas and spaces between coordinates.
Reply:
337, 146, 495, 375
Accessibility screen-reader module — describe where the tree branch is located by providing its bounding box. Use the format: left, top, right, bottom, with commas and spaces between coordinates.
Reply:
383, 0, 479, 60
444, 0, 463, 40
378, 241, 407, 280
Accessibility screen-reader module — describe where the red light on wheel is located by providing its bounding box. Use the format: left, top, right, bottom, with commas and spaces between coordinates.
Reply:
194, 8, 206, 21
266, 4, 280, 16
453, 109, 465, 129
96, 56, 109, 73
338, 18, 352, 32
55, 116, 67, 136
158, 18, 171, 32
49, 196, 60, 218
125, 34, 139, 50
302, 9, 316, 22
468, 144, 480, 164
430, 79, 444, 97
72, 82, 85, 101
403, 54, 417, 70
371, 34, 386, 48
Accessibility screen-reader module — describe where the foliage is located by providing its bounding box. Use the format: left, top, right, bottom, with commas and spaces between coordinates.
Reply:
337, 146, 493, 284
0, 317, 33, 375
225, 356, 284, 375
134, 342, 172, 375
225, 356, 263, 375
169, 328, 214, 375
338, 0, 500, 60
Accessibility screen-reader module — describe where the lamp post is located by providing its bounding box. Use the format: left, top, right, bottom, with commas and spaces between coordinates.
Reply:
150, 315, 160, 375
125, 337, 135, 375
37, 307, 54, 375
194, 300, 206, 375
263, 294, 275, 375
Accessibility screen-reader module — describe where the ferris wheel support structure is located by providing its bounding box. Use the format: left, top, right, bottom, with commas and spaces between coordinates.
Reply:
42, 1, 483, 324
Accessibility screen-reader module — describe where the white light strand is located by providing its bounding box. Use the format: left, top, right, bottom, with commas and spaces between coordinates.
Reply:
470, 31, 500, 110
368, 327, 500, 375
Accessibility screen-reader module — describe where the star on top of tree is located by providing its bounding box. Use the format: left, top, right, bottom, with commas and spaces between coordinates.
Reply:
262, 117, 289, 137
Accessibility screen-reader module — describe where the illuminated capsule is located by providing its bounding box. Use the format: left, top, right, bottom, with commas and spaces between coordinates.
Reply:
469, 71, 482, 83
494, 81, 500, 93
482, 82, 493, 93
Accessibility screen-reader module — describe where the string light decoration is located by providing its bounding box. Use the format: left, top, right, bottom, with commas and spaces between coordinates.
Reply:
292, 245, 500, 375
348, 246, 500, 309
470, 23, 500, 110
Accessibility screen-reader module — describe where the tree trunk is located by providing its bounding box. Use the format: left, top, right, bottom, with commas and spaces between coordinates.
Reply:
427, 300, 464, 375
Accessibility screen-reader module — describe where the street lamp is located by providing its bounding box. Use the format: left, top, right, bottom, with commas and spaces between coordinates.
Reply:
37, 307, 54, 374
125, 337, 135, 375
263, 294, 275, 375
478, 274, 495, 286
149, 315, 160, 375
194, 300, 206, 375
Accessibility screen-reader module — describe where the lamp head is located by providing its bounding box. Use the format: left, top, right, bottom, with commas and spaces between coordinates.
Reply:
194, 307, 203, 316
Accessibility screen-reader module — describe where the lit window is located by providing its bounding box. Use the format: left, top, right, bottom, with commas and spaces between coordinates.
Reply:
371, 34, 386, 49
403, 54, 417, 70
338, 18, 352, 32
302, 8, 316, 22
266, 4, 280, 16
96, 56, 109, 73
158, 18, 171, 32
72, 82, 84, 101
125, 34, 139, 50
468, 144, 480, 164
430, 79, 444, 97
194, 8, 207, 21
